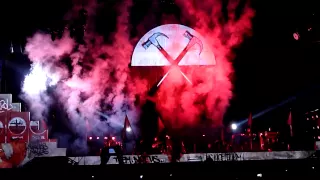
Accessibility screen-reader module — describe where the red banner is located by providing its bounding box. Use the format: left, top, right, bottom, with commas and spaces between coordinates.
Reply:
0, 112, 6, 143
6, 112, 30, 142
28, 119, 48, 142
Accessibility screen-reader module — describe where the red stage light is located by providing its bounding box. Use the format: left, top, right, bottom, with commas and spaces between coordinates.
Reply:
89, 136, 92, 140
112, 137, 115, 140
293, 32, 300, 40
202, 134, 205, 137
104, 137, 108, 140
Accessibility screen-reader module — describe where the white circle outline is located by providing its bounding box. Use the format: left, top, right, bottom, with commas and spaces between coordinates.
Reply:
29, 120, 47, 135
8, 117, 27, 135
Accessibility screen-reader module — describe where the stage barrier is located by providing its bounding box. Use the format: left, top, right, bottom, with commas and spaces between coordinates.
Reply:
1, 142, 318, 167
69, 151, 316, 165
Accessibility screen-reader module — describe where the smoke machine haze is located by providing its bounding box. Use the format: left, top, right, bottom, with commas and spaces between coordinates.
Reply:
20, 0, 254, 152
154, 0, 255, 128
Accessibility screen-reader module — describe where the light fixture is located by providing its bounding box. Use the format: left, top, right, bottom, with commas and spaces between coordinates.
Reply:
231, 123, 237, 130
126, 127, 132, 132
293, 32, 300, 40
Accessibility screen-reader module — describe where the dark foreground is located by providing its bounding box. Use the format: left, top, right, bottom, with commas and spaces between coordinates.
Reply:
1, 157, 320, 180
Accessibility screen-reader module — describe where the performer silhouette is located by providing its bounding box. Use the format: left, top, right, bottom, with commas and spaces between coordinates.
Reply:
100, 138, 124, 165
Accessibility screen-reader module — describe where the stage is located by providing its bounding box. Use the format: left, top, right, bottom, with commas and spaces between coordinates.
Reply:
1, 142, 320, 179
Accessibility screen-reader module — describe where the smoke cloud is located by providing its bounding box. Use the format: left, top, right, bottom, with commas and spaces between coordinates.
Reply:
154, 0, 255, 128
21, 0, 148, 153
21, 33, 73, 122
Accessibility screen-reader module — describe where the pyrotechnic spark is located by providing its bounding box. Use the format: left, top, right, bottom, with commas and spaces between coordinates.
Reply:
22, 63, 58, 95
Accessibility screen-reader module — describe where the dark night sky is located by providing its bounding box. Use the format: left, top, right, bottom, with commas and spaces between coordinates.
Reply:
0, 0, 319, 129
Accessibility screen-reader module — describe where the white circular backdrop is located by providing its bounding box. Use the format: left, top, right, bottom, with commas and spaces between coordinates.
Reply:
131, 24, 215, 66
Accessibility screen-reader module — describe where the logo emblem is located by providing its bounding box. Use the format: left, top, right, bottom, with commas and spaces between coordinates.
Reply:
30, 120, 47, 134
131, 24, 215, 87
8, 117, 27, 135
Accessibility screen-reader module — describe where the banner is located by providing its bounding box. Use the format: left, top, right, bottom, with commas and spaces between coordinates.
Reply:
179, 151, 315, 162
28, 119, 49, 142
69, 151, 315, 165
72, 154, 170, 165
109, 154, 169, 164
0, 112, 6, 143
6, 112, 30, 142
0, 150, 314, 167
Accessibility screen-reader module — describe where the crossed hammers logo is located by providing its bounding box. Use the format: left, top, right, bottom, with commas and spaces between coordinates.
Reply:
142, 31, 203, 87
